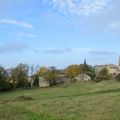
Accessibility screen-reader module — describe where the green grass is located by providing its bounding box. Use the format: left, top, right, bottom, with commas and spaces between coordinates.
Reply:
1, 80, 120, 120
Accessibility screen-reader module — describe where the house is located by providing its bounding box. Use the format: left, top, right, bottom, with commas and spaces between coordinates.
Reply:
94, 57, 120, 75
76, 74, 91, 81
107, 64, 120, 75
39, 77, 50, 87
94, 64, 120, 75
94, 65, 107, 73
57, 74, 66, 83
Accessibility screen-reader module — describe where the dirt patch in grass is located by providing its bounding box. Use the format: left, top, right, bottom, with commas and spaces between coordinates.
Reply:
0, 95, 34, 104
12, 95, 33, 102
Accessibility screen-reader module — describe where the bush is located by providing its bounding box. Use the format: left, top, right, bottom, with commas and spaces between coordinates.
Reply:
115, 74, 120, 81
0, 82, 13, 91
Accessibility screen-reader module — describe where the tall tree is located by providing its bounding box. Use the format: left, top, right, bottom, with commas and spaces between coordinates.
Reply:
0, 66, 11, 91
79, 61, 95, 80
29, 64, 39, 87
45, 66, 59, 86
10, 63, 29, 88
38, 66, 49, 77
65, 64, 79, 79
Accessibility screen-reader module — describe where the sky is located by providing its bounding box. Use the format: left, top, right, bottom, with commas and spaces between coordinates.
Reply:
0, 0, 120, 69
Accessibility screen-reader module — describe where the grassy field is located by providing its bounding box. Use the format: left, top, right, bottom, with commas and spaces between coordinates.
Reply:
1, 80, 120, 120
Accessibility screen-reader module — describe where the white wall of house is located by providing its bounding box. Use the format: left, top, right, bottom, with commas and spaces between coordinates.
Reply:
76, 74, 91, 81
39, 77, 50, 87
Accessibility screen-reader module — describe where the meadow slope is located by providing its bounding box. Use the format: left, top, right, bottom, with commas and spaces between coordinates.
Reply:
0, 81, 120, 120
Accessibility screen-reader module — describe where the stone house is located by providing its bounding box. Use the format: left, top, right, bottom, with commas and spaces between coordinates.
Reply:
76, 74, 91, 81
39, 77, 50, 87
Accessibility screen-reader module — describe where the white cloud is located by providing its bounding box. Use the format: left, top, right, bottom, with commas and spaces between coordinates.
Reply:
44, 0, 108, 16
44, 0, 120, 35
80, 0, 108, 15
0, 19, 33, 28
16, 32, 37, 38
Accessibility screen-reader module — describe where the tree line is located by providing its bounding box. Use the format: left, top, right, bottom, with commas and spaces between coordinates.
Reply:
0, 62, 118, 91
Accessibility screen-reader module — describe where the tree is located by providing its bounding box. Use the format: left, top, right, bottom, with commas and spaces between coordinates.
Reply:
115, 73, 120, 81
0, 66, 12, 91
29, 64, 39, 87
95, 67, 110, 81
33, 74, 39, 87
38, 66, 49, 77
79, 61, 95, 80
65, 64, 79, 81
10, 63, 29, 88
79, 59, 87, 73
45, 66, 59, 86
79, 64, 86, 74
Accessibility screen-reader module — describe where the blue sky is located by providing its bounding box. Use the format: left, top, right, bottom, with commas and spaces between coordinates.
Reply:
0, 0, 120, 68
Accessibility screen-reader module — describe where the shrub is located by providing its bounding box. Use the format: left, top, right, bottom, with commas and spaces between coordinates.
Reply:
115, 74, 120, 82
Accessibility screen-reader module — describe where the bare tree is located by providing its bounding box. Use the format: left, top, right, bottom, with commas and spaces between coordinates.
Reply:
29, 64, 40, 87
